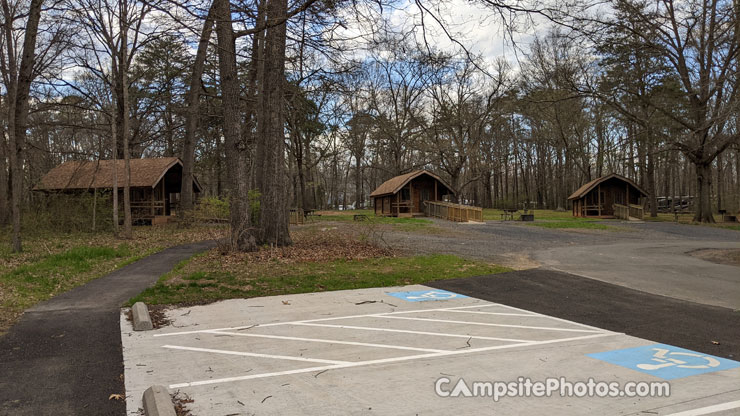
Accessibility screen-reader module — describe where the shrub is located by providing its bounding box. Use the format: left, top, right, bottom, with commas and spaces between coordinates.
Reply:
26, 191, 114, 234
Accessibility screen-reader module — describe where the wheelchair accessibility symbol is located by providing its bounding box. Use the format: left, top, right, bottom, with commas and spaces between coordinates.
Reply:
387, 289, 468, 302
636, 347, 720, 371
588, 343, 740, 380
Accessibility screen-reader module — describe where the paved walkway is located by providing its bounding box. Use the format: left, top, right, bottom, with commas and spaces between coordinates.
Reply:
0, 240, 215, 416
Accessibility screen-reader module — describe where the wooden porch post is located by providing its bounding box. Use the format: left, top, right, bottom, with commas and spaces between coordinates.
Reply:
434, 181, 438, 201
626, 183, 629, 205
409, 183, 414, 212
151, 185, 155, 217
597, 185, 601, 216
160, 179, 165, 216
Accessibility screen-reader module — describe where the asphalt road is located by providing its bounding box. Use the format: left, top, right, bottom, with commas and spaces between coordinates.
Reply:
387, 220, 740, 309
0, 240, 215, 416
428, 268, 740, 360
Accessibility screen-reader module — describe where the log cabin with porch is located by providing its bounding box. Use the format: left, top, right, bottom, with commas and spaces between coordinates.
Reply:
568, 173, 647, 219
370, 170, 455, 217
33, 157, 202, 224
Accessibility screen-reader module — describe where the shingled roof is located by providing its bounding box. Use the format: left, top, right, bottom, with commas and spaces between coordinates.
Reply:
34, 157, 201, 191
567, 173, 647, 200
370, 170, 455, 198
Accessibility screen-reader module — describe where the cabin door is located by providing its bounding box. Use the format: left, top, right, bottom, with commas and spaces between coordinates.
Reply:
420, 188, 430, 213
602, 190, 613, 215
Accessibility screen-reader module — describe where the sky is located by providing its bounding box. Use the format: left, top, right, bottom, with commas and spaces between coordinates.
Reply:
333, 0, 549, 68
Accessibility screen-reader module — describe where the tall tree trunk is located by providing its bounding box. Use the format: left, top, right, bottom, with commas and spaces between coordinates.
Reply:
717, 152, 723, 211
119, 3, 132, 239
0, 91, 7, 225
647, 147, 657, 217
181, 7, 215, 213
298, 159, 307, 209
354, 156, 362, 209
111, 112, 119, 236
0, 131, 8, 225
254, 0, 291, 245
214, 0, 256, 251
7, 0, 43, 252
694, 162, 715, 223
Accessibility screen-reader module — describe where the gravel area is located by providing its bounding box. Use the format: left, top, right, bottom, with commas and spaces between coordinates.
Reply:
382, 219, 740, 269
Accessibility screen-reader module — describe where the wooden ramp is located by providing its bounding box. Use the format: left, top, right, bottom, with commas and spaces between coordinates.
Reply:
424, 201, 483, 222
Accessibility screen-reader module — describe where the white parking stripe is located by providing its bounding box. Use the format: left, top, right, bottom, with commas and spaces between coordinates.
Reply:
441, 310, 537, 317
162, 345, 350, 365
379, 315, 603, 333
291, 322, 537, 343
663, 400, 740, 416
487, 302, 610, 331
205, 330, 450, 353
154, 303, 499, 337
169, 332, 618, 388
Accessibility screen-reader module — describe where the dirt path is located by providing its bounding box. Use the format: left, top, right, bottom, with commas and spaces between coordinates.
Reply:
0, 240, 215, 416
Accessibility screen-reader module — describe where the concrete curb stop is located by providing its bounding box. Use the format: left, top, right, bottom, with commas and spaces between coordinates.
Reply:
142, 385, 177, 416
132, 301, 154, 331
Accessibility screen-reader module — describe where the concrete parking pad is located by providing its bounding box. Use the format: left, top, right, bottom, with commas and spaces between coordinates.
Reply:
121, 286, 740, 415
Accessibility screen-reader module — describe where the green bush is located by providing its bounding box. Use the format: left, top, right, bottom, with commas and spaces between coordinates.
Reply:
193, 196, 230, 220
26, 191, 114, 234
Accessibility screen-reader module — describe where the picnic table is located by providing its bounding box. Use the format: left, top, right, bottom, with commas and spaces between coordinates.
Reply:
501, 209, 518, 221
303, 209, 319, 221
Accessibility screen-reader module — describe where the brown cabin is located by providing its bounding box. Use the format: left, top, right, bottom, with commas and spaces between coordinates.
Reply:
568, 173, 647, 217
33, 157, 202, 224
370, 170, 455, 217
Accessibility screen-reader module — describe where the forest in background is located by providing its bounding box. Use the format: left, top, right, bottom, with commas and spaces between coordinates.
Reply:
1, 0, 738, 251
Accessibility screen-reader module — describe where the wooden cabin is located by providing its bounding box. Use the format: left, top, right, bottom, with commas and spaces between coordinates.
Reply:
568, 173, 647, 218
33, 157, 202, 224
370, 170, 455, 217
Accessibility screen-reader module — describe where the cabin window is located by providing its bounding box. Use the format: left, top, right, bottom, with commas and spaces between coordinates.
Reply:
400, 187, 410, 201
614, 191, 624, 205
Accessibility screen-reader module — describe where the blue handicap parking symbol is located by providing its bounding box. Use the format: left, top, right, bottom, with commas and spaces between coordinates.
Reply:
587, 343, 740, 380
386, 289, 468, 302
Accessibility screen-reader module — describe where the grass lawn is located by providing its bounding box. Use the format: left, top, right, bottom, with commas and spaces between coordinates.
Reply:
129, 228, 510, 306
0, 224, 226, 333
482, 209, 579, 221
315, 209, 432, 224
643, 213, 740, 230
312, 209, 437, 233
482, 208, 615, 230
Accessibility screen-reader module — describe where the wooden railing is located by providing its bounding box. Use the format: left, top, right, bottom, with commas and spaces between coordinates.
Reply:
424, 201, 483, 222
613, 203, 644, 220
613, 204, 628, 220
129, 201, 165, 218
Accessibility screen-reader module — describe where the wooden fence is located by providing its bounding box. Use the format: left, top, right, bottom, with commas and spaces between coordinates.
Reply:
424, 201, 483, 222
613, 203, 644, 220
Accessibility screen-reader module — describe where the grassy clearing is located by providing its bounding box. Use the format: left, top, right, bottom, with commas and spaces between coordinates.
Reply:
643, 213, 739, 230
129, 253, 510, 306
482, 209, 581, 221
310, 209, 442, 235
128, 228, 509, 306
482, 208, 614, 230
0, 224, 226, 333
315, 209, 432, 225
1, 246, 139, 317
